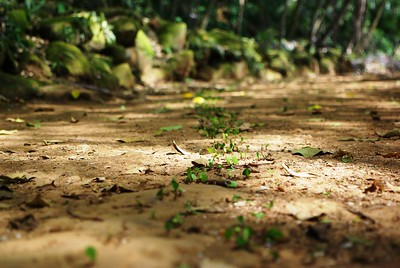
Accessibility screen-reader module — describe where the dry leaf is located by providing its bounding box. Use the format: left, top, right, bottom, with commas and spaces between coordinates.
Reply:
281, 163, 317, 178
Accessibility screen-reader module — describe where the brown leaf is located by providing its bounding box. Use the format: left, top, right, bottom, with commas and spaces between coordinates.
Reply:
364, 179, 385, 193
26, 193, 50, 208
9, 214, 37, 231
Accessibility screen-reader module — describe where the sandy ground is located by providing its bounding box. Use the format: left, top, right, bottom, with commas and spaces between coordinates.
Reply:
0, 74, 399, 268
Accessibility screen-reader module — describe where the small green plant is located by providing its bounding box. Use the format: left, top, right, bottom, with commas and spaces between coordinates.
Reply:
185, 167, 208, 183
165, 213, 184, 232
265, 227, 284, 245
232, 194, 242, 202
242, 167, 251, 178
225, 216, 253, 250
156, 187, 165, 200
170, 178, 183, 198
84, 246, 97, 262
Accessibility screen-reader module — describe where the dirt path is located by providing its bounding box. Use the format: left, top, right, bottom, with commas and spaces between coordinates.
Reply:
0, 75, 399, 268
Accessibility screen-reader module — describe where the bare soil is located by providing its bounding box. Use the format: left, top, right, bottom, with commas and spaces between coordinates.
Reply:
0, 75, 399, 268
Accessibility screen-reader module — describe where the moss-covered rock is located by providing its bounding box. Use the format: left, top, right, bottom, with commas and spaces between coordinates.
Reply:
319, 57, 336, 75
89, 54, 119, 90
260, 68, 283, 81
36, 17, 91, 45
112, 63, 135, 89
47, 41, 91, 78
110, 16, 140, 47
266, 49, 295, 76
0, 72, 38, 99
141, 67, 167, 87
156, 20, 187, 52
8, 9, 29, 32
135, 30, 155, 73
23, 54, 52, 81
167, 50, 195, 81
102, 44, 128, 64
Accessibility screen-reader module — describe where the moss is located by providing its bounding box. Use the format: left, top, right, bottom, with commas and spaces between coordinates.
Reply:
90, 54, 119, 90
8, 9, 29, 32
158, 21, 187, 52
168, 50, 195, 80
319, 57, 336, 75
0, 72, 38, 99
102, 44, 127, 64
135, 30, 155, 59
46, 41, 91, 77
113, 63, 135, 89
27, 54, 52, 78
111, 16, 139, 47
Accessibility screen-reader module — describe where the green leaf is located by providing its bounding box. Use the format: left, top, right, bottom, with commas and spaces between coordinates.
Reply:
232, 155, 239, 165
26, 121, 41, 128
341, 155, 352, 163
85, 246, 97, 262
160, 125, 183, 131
70, 89, 81, 100
242, 168, 251, 178
226, 180, 238, 188
232, 195, 241, 202
265, 227, 284, 243
199, 172, 208, 182
171, 178, 179, 191
292, 147, 324, 158
252, 212, 265, 219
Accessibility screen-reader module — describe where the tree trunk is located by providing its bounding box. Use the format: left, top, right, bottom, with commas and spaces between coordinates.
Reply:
310, 0, 325, 47
346, 0, 367, 53
316, 0, 351, 47
200, 0, 217, 30
355, 0, 387, 53
279, 0, 289, 48
288, 0, 304, 39
237, 0, 246, 35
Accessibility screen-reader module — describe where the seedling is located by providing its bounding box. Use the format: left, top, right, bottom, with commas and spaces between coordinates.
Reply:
225, 216, 253, 250
165, 213, 184, 232
170, 178, 183, 198
242, 168, 251, 178
252, 212, 265, 219
156, 187, 165, 200
232, 194, 242, 202
84, 246, 97, 262
265, 227, 284, 245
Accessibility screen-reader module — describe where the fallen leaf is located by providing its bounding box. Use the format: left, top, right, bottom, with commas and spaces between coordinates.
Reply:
0, 129, 18, 135
70, 89, 81, 99
292, 147, 329, 158
116, 138, 146, 143
378, 128, 400, 138
281, 163, 317, 178
338, 137, 380, 142
376, 152, 400, 159
386, 182, 400, 193
364, 179, 385, 193
26, 121, 41, 128
9, 214, 37, 231
26, 193, 50, 208
155, 125, 183, 136
191, 158, 209, 167
34, 107, 55, 112
43, 140, 64, 145
6, 117, 25, 123
70, 117, 79, 123
100, 184, 135, 194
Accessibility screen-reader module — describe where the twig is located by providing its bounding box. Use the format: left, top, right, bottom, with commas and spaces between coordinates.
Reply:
172, 140, 191, 155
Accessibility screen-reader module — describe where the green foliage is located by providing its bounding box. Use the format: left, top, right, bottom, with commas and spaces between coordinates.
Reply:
225, 216, 253, 250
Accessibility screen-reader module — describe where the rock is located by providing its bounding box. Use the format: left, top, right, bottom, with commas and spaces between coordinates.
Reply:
8, 9, 29, 32
23, 54, 52, 81
36, 17, 91, 45
0, 72, 38, 99
260, 68, 283, 81
46, 41, 91, 78
167, 50, 195, 80
267, 49, 295, 76
141, 67, 167, 87
102, 44, 128, 64
113, 63, 135, 89
135, 30, 155, 73
319, 57, 336, 75
89, 54, 119, 90
155, 19, 187, 52
111, 16, 140, 47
